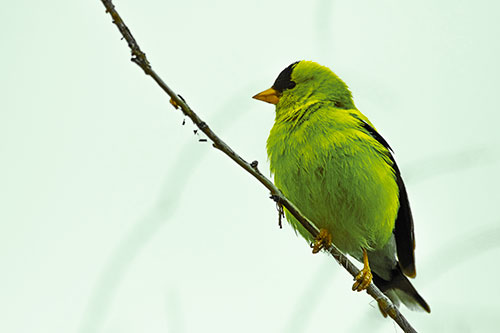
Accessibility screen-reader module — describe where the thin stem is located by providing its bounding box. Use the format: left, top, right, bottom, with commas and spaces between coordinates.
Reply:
99, 1, 417, 332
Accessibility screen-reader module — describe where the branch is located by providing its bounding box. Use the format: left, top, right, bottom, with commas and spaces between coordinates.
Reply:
99, 1, 417, 332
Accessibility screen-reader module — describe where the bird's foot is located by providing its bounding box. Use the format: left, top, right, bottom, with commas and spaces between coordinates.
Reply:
352, 267, 372, 292
352, 248, 372, 292
311, 228, 332, 254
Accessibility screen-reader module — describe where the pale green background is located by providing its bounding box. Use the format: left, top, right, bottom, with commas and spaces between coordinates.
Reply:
1, 1, 499, 332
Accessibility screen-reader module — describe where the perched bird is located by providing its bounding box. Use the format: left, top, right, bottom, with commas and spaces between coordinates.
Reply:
253, 61, 430, 314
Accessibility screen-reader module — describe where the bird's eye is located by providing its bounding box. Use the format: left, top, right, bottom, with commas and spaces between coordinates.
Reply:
288, 81, 296, 89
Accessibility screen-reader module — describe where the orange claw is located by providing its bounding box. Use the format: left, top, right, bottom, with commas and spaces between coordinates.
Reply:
311, 228, 332, 254
352, 248, 372, 292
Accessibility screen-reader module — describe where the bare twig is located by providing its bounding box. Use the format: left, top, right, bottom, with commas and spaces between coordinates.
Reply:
99, 1, 418, 332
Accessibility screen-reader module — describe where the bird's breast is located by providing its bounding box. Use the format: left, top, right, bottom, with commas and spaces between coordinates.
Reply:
266, 118, 399, 254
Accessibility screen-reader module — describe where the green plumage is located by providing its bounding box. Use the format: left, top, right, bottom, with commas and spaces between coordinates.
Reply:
267, 61, 398, 256
262, 61, 430, 313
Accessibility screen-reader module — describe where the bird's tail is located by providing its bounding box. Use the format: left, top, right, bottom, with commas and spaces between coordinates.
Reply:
372, 266, 430, 315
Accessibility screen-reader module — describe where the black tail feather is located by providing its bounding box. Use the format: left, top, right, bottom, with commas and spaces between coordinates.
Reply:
372, 265, 430, 313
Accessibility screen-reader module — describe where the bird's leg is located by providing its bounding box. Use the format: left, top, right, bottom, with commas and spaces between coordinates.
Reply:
352, 248, 372, 291
311, 228, 332, 253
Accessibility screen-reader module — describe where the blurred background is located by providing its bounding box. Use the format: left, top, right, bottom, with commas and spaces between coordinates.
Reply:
1, 0, 499, 332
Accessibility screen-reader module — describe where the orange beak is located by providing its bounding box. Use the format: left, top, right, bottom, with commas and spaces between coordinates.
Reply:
252, 88, 280, 105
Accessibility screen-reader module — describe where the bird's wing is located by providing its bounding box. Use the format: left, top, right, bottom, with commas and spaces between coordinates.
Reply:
356, 117, 417, 278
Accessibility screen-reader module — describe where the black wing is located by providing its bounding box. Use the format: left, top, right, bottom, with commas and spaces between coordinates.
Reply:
359, 120, 416, 278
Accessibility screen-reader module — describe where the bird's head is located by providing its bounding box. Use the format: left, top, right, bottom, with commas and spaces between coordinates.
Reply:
253, 60, 355, 112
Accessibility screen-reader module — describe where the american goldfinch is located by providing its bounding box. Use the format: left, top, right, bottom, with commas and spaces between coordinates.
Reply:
253, 61, 430, 314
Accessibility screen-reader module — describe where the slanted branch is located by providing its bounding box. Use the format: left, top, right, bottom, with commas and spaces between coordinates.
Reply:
99, 1, 418, 332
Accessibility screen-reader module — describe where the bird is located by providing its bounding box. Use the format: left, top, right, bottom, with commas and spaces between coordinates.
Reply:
252, 60, 430, 315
